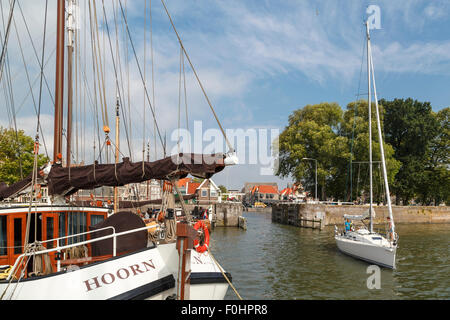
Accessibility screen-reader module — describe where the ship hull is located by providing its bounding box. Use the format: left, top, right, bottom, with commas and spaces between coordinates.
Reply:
335, 233, 396, 269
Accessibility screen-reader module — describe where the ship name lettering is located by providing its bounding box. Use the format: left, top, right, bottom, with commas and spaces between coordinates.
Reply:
84, 259, 156, 292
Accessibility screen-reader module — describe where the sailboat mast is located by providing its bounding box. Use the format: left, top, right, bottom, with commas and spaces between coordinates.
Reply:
66, 0, 75, 167
366, 21, 373, 233
53, 0, 65, 163
369, 41, 396, 235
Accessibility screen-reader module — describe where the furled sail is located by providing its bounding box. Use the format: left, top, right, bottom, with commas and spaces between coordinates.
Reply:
47, 153, 226, 197
0, 174, 35, 201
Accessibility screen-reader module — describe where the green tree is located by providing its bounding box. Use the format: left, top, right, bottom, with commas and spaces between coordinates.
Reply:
418, 107, 450, 205
381, 98, 440, 205
0, 127, 49, 185
342, 100, 400, 203
276, 102, 350, 200
218, 185, 227, 194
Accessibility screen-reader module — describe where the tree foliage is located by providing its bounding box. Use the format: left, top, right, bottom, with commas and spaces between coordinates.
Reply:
275, 98, 450, 205
0, 127, 49, 185
277, 102, 351, 200
342, 100, 401, 203
381, 99, 444, 205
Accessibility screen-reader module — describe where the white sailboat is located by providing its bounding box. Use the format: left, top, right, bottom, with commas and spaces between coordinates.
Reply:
335, 21, 398, 269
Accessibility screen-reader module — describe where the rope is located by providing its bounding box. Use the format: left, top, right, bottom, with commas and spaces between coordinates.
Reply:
117, 0, 165, 153
160, 0, 235, 153
0, 0, 15, 84
0, 241, 43, 300
207, 248, 243, 300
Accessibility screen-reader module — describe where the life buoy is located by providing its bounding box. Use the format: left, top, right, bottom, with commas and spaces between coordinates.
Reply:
157, 211, 165, 223
193, 221, 210, 253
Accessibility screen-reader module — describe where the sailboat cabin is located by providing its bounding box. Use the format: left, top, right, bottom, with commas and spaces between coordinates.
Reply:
0, 204, 110, 276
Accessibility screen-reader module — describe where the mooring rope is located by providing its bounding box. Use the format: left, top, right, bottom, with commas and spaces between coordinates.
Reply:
207, 248, 243, 300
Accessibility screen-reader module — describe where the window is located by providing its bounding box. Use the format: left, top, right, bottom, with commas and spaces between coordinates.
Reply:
14, 218, 22, 254
46, 217, 54, 249
59, 213, 66, 245
91, 214, 105, 227
210, 190, 217, 197
0, 216, 6, 256
201, 190, 208, 197
59, 212, 89, 245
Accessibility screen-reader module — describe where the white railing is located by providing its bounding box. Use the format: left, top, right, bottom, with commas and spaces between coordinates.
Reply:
7, 224, 158, 281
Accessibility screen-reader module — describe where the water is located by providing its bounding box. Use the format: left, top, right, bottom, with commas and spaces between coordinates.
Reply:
209, 211, 450, 300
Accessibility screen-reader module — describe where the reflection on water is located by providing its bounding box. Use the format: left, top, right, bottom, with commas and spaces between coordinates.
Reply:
209, 211, 450, 300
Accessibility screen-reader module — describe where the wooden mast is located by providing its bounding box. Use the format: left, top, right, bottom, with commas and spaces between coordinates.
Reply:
66, 0, 75, 167
53, 0, 65, 163
114, 98, 120, 213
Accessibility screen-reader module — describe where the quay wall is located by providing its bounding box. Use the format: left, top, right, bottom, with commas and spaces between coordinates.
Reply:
135, 202, 244, 227
272, 203, 450, 226
213, 202, 244, 227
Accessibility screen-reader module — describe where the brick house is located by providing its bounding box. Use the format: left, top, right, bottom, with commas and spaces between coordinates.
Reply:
249, 185, 279, 204
178, 178, 221, 204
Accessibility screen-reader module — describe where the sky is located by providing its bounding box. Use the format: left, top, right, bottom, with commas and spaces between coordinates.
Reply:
1, 0, 450, 191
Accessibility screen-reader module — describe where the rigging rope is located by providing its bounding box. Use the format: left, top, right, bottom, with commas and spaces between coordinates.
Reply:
24, 0, 48, 250
0, 0, 15, 84
160, 0, 234, 153
117, 0, 165, 155
101, 0, 135, 159
12, 15, 49, 158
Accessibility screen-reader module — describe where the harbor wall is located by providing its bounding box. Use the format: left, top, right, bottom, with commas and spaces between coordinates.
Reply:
272, 203, 450, 226
136, 202, 244, 227
213, 202, 244, 227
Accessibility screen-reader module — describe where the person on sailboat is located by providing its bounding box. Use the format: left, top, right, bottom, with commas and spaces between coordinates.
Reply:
387, 217, 394, 241
345, 219, 351, 233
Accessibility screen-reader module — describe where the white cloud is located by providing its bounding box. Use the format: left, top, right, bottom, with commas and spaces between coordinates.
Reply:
2, 0, 450, 184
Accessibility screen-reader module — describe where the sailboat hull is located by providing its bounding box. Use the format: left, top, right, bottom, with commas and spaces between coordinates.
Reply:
335, 233, 396, 269
0, 242, 230, 300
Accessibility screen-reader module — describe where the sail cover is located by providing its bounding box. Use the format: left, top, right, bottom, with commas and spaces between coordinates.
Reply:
47, 153, 225, 197
0, 174, 34, 201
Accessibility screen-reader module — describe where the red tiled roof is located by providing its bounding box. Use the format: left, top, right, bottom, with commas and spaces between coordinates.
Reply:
187, 182, 201, 195
280, 188, 292, 195
252, 185, 278, 194
177, 178, 191, 188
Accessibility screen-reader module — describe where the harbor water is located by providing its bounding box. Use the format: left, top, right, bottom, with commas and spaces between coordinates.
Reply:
209, 210, 450, 300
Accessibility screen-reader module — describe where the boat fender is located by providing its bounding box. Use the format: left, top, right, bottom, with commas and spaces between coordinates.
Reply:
193, 221, 210, 254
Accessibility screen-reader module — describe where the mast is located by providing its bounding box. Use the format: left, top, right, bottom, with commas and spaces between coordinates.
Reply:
368, 35, 396, 236
66, 0, 75, 167
366, 21, 373, 233
147, 142, 150, 199
53, 0, 65, 163
114, 97, 120, 213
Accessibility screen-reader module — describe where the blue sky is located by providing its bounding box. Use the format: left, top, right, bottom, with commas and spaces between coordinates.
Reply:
1, 0, 450, 190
